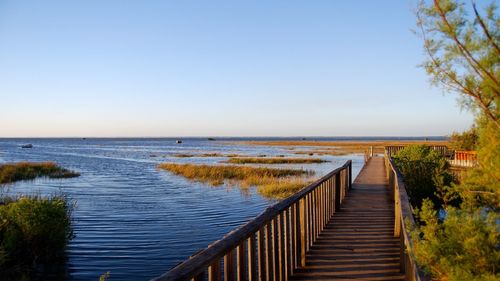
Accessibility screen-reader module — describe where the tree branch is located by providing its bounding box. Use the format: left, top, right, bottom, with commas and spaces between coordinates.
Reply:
472, 1, 500, 55
434, 0, 500, 88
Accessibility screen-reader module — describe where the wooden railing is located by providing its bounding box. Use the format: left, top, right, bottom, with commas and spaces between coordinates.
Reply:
449, 150, 477, 167
384, 151, 428, 281
152, 161, 352, 281
385, 145, 448, 158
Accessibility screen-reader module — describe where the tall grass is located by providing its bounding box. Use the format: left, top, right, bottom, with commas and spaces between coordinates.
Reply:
0, 195, 74, 278
225, 157, 328, 164
158, 163, 314, 199
0, 162, 80, 184
257, 179, 312, 199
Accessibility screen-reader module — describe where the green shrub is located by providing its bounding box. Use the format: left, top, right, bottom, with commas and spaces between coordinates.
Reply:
392, 145, 455, 208
0, 195, 74, 278
449, 127, 478, 151
411, 200, 499, 281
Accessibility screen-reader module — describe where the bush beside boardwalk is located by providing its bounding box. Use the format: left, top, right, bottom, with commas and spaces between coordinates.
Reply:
0, 162, 77, 279
393, 145, 499, 281
0, 195, 74, 280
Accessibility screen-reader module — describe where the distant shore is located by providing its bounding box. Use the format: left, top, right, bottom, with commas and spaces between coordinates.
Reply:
240, 140, 450, 155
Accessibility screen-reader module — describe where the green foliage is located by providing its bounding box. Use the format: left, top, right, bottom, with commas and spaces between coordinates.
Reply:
0, 162, 80, 184
415, 1, 499, 280
455, 117, 500, 210
392, 145, 455, 208
416, 0, 500, 128
449, 127, 479, 151
411, 200, 499, 281
0, 195, 74, 278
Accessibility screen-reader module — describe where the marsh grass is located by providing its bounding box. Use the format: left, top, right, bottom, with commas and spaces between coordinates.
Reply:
0, 162, 80, 184
225, 157, 328, 164
257, 179, 313, 199
0, 195, 74, 278
158, 163, 314, 199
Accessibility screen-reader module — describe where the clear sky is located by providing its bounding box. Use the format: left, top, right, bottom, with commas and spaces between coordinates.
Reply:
0, 0, 474, 137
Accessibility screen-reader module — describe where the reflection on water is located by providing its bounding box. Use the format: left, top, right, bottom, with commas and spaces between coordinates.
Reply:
0, 138, 364, 280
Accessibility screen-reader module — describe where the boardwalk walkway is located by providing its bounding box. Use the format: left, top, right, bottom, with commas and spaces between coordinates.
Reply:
290, 157, 404, 281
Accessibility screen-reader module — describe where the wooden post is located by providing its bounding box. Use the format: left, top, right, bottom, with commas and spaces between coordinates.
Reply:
265, 223, 273, 281
348, 161, 352, 189
257, 228, 266, 281
237, 242, 246, 281
335, 173, 341, 212
279, 212, 286, 281
208, 260, 221, 281
192, 271, 205, 281
224, 250, 234, 281
247, 235, 256, 281
299, 198, 306, 267
272, 218, 279, 281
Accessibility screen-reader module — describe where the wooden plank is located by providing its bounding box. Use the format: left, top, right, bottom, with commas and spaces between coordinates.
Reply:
208, 260, 220, 281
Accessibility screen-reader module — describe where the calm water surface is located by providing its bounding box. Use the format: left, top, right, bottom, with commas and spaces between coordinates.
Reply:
0, 138, 364, 280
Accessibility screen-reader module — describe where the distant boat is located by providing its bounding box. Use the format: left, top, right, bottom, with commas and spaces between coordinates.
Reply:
176, 140, 182, 144
21, 144, 33, 148
207, 138, 216, 141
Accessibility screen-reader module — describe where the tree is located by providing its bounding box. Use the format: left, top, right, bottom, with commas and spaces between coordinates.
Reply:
413, 1, 500, 280
448, 126, 478, 150
416, 0, 499, 128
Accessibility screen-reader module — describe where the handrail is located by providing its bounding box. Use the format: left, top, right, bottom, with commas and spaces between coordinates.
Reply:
449, 150, 477, 167
385, 145, 448, 158
153, 160, 352, 281
384, 150, 429, 281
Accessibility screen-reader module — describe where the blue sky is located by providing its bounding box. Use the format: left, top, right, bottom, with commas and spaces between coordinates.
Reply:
0, 0, 474, 137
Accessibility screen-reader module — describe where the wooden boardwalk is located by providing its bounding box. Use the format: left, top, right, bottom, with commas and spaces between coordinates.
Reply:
290, 157, 404, 281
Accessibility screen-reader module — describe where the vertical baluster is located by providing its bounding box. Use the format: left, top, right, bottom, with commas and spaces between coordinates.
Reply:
287, 206, 294, 276
349, 161, 352, 189
272, 218, 279, 281
224, 250, 234, 281
335, 173, 341, 212
299, 198, 306, 267
237, 242, 245, 281
192, 271, 205, 281
257, 228, 266, 281
279, 212, 286, 281
208, 260, 221, 281
247, 235, 257, 281
265, 223, 273, 281
308, 193, 313, 247
311, 190, 316, 242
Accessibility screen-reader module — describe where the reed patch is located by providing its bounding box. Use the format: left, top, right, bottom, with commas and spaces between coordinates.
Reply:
225, 157, 328, 164
0, 162, 80, 184
158, 163, 314, 199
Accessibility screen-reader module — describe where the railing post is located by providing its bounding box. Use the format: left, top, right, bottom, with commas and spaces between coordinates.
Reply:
299, 198, 306, 267
335, 173, 341, 212
208, 260, 221, 281
257, 228, 266, 281
247, 235, 256, 281
224, 250, 234, 281
348, 161, 352, 189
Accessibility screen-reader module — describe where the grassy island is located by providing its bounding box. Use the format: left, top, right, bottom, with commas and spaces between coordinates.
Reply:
225, 157, 328, 164
0, 162, 80, 184
158, 163, 314, 199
